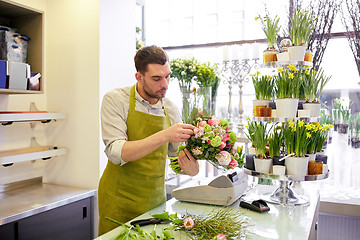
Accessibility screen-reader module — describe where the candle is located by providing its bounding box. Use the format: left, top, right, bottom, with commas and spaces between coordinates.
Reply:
252, 43, 260, 60
242, 44, 249, 60
223, 45, 230, 61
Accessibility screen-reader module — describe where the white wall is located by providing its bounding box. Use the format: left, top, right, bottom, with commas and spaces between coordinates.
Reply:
99, 0, 137, 176
44, 0, 100, 189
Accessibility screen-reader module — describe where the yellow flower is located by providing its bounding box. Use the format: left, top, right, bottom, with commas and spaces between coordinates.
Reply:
306, 132, 312, 138
266, 76, 272, 81
298, 120, 304, 127
305, 70, 310, 75
289, 73, 294, 79
289, 120, 295, 128
292, 126, 297, 132
277, 67, 284, 73
246, 117, 250, 121
288, 64, 298, 72
305, 123, 312, 130
255, 16, 259, 21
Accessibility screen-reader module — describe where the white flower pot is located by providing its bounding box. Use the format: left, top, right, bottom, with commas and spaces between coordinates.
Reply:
303, 103, 321, 118
285, 156, 310, 176
288, 45, 306, 61
275, 98, 299, 118
254, 157, 272, 173
276, 52, 289, 62
253, 99, 270, 107
307, 153, 316, 161
297, 109, 310, 118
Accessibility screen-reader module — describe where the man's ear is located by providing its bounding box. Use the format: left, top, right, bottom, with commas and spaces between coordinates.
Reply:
135, 72, 142, 82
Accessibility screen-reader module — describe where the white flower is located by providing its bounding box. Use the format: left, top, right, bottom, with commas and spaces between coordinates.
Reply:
215, 151, 232, 166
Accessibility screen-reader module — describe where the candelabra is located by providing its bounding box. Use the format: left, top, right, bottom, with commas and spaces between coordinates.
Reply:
220, 58, 260, 138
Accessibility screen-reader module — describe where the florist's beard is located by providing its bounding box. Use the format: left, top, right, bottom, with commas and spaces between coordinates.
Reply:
144, 87, 167, 100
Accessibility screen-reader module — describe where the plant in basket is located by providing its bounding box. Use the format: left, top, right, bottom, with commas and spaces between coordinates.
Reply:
245, 118, 273, 173
256, 14, 281, 63
169, 108, 244, 174
251, 71, 274, 117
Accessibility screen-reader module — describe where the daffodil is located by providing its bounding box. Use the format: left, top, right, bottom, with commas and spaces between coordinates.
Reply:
288, 64, 298, 72
298, 120, 304, 127
289, 73, 294, 79
306, 132, 312, 138
277, 67, 284, 73
306, 123, 313, 130
289, 120, 295, 128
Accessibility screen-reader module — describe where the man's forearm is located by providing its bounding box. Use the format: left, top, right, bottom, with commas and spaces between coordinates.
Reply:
121, 131, 167, 162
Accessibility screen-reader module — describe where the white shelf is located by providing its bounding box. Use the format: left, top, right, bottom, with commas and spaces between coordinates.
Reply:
253, 116, 320, 123
261, 61, 313, 68
0, 147, 67, 166
0, 112, 65, 125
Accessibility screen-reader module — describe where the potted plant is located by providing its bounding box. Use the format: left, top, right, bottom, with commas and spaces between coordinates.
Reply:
288, 9, 315, 61
256, 15, 281, 63
274, 65, 302, 118
268, 124, 284, 167
245, 119, 273, 173
170, 57, 199, 123
302, 68, 331, 117
338, 100, 352, 134
332, 98, 342, 131
352, 113, 360, 148
283, 119, 311, 176
251, 71, 274, 117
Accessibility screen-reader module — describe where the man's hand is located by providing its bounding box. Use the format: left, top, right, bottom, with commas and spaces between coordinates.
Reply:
178, 149, 199, 176
163, 123, 195, 143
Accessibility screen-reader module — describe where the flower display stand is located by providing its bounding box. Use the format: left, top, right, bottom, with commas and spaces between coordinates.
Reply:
243, 168, 329, 205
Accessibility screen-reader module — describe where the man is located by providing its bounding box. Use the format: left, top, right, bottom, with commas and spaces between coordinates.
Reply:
98, 45, 199, 235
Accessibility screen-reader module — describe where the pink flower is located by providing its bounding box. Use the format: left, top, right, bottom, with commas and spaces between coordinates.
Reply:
228, 159, 239, 169
222, 133, 231, 142
194, 127, 204, 138
217, 233, 227, 240
184, 218, 194, 229
192, 146, 203, 156
218, 142, 226, 151
199, 110, 203, 115
208, 116, 220, 126
198, 121, 207, 127
215, 151, 231, 166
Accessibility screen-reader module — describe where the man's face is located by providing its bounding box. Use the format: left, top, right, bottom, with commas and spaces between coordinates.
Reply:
137, 62, 171, 103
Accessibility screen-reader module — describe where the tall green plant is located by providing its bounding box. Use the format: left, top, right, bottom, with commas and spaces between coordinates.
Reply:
274, 65, 303, 99
268, 124, 283, 157
256, 15, 281, 49
251, 71, 274, 100
289, 9, 315, 46
245, 119, 273, 159
302, 68, 331, 102
283, 120, 311, 157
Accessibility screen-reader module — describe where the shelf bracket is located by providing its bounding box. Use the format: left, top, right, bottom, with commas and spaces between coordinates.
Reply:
1, 121, 13, 126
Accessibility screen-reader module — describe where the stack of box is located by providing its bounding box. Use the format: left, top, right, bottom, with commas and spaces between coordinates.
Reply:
0, 25, 38, 91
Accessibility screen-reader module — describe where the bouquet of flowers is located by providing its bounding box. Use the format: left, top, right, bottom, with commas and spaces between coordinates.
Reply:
170, 108, 245, 174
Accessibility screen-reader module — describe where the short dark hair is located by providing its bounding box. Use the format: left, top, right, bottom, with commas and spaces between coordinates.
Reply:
134, 45, 169, 74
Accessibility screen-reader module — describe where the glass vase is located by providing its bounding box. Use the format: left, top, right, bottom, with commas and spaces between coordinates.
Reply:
180, 86, 192, 124
197, 86, 212, 115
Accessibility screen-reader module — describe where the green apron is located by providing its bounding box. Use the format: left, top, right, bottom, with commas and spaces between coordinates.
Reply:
98, 84, 171, 235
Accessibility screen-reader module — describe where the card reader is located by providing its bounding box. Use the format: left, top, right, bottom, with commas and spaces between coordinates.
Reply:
239, 199, 270, 213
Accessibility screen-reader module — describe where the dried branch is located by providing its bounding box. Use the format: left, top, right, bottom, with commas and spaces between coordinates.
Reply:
341, 0, 360, 77
307, 0, 339, 71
